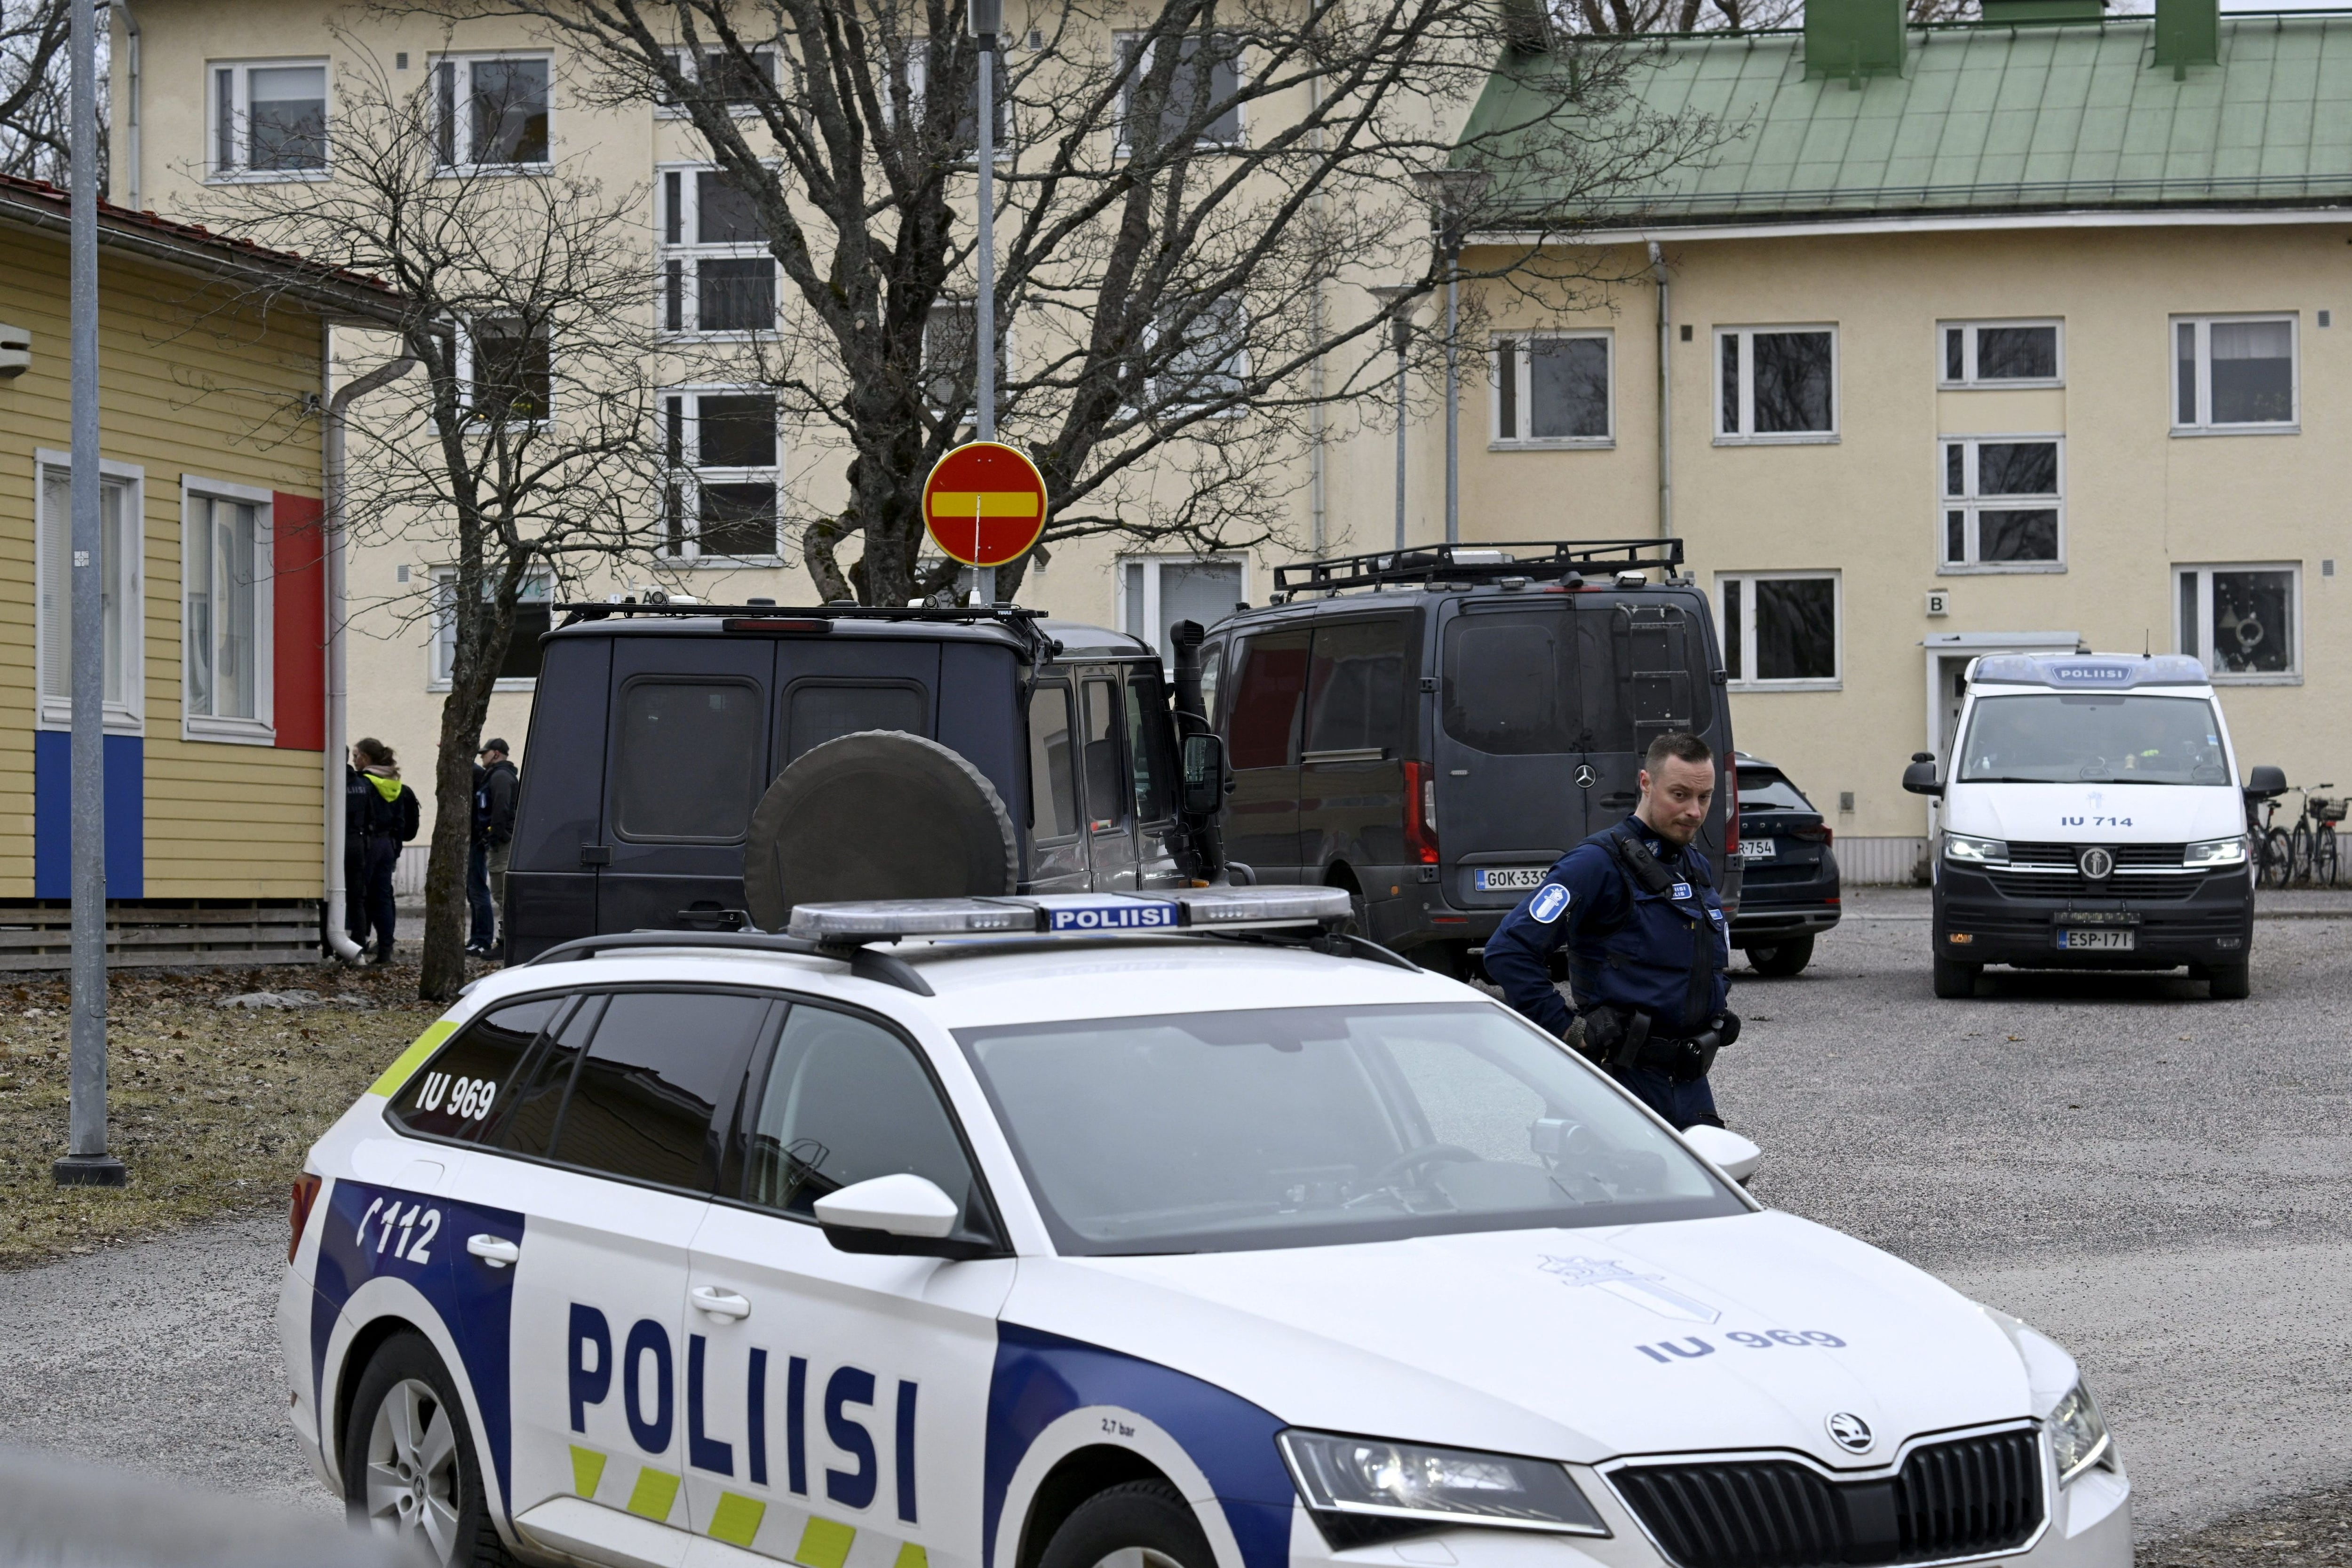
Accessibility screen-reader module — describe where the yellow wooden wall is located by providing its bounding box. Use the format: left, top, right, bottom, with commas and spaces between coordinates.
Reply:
0, 222, 330, 899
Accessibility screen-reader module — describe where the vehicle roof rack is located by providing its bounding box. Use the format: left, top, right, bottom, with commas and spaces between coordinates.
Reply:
1271, 539, 1685, 600
524, 929, 937, 995
553, 600, 1063, 664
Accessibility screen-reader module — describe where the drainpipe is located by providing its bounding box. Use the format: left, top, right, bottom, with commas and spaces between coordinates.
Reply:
1650, 240, 1672, 542
118, 0, 141, 211
322, 345, 419, 963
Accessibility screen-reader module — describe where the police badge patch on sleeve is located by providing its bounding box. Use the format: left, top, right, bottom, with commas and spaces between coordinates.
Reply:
1530, 884, 1571, 923
1670, 881, 1692, 901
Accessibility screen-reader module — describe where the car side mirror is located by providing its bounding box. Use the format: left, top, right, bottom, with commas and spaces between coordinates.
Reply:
1181, 732, 1230, 817
1680, 1124, 1761, 1186
1901, 758, 1943, 798
2244, 764, 2287, 801
813, 1175, 993, 1259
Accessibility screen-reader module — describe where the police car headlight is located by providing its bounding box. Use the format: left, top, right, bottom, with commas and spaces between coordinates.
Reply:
1944, 833, 2010, 866
2184, 836, 2247, 868
2048, 1381, 2114, 1485
1278, 1430, 1609, 1538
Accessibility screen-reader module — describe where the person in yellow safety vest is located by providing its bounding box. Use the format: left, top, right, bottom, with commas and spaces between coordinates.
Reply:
345, 737, 421, 965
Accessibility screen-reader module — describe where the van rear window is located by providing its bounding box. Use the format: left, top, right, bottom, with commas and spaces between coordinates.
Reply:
786, 682, 928, 762
614, 679, 764, 841
1441, 605, 1710, 756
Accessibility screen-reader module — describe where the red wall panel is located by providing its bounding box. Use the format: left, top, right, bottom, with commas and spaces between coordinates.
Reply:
273, 492, 326, 752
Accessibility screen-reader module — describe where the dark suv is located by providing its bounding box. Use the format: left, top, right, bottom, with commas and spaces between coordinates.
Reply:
502, 605, 1224, 961
1197, 541, 1739, 977
1727, 752, 1840, 975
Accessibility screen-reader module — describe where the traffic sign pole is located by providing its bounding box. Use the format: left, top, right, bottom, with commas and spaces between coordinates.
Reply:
970, 0, 999, 603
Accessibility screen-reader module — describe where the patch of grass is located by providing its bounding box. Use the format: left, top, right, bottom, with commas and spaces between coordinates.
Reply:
0, 963, 444, 1269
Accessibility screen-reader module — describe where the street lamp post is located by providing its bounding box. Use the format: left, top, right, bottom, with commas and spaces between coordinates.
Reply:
1411, 170, 1489, 549
969, 0, 1001, 604
1367, 286, 1415, 552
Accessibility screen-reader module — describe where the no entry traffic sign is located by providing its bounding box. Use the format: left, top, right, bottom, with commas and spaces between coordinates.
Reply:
922, 441, 1048, 567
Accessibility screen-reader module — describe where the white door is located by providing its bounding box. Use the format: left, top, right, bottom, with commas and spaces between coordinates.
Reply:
680, 1001, 1013, 1568
483, 989, 779, 1565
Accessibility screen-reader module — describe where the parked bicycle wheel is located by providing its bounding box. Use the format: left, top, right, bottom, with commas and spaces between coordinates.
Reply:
2317, 825, 2339, 887
2289, 821, 2313, 884
2258, 828, 2293, 889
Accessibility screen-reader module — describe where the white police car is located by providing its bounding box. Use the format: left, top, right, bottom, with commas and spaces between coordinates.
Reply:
282, 888, 2130, 1568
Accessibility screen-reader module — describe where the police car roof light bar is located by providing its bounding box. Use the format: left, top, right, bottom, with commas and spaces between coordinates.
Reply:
786, 886, 1358, 943
1271, 539, 1685, 600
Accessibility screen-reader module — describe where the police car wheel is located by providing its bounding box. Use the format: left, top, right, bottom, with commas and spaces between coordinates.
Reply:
1038, 1480, 1215, 1568
344, 1333, 512, 1568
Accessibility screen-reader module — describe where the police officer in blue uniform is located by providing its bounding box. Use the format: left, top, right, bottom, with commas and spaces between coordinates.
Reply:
1484, 731, 1739, 1130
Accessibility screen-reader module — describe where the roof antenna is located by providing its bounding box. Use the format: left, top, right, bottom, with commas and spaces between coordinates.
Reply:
2143, 628, 2151, 658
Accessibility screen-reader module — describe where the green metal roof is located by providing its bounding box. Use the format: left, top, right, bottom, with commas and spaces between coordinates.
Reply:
1464, 11, 2352, 224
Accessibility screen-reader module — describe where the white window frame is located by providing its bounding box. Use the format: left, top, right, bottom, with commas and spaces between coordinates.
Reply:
922, 296, 1014, 413
457, 315, 554, 424
660, 385, 786, 567
655, 44, 782, 118
2174, 562, 2303, 685
1146, 294, 1249, 414
894, 41, 1013, 162
1117, 553, 1250, 669
1714, 569, 1842, 692
1488, 329, 1613, 449
33, 449, 144, 734
1114, 31, 1248, 158
1714, 324, 1839, 446
1937, 318, 2064, 389
658, 162, 779, 341
1937, 433, 2065, 574
430, 566, 556, 692
206, 58, 331, 182
2171, 313, 2299, 435
178, 476, 276, 744
430, 52, 554, 173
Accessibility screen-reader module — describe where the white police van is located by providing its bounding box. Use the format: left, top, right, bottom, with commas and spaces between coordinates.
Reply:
283, 888, 2130, 1568
1904, 653, 2268, 1000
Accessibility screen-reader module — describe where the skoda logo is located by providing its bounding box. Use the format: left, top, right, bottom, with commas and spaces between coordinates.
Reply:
2079, 846, 2115, 881
1826, 1412, 1875, 1454
1574, 764, 1598, 788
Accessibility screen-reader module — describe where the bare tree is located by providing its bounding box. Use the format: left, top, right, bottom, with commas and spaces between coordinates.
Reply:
196, 52, 663, 1002
0, 0, 88, 183
387, 0, 1725, 605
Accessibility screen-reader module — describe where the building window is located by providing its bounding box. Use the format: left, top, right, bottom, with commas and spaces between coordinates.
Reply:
1716, 326, 1836, 442
1940, 436, 2062, 569
894, 41, 1009, 157
210, 61, 328, 176
35, 454, 142, 731
2177, 564, 2299, 681
1940, 320, 2060, 387
1117, 32, 1244, 154
183, 480, 275, 741
1150, 295, 1247, 409
432, 569, 553, 690
1119, 555, 1247, 666
663, 389, 782, 563
2174, 316, 2296, 432
433, 54, 551, 169
922, 298, 1009, 411
658, 46, 780, 115
660, 167, 776, 336
1491, 331, 1610, 446
463, 317, 552, 423
1716, 572, 1838, 688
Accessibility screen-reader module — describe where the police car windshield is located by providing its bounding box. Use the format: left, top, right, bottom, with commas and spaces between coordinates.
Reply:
956, 1003, 1744, 1256
1958, 694, 2230, 786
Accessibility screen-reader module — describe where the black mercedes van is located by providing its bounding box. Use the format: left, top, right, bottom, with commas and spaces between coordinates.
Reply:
1197, 541, 1740, 977
500, 604, 1225, 961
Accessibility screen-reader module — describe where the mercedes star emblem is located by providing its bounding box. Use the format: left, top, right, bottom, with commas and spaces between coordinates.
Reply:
1826, 1412, 1875, 1454
1574, 764, 1598, 788
2079, 846, 2116, 881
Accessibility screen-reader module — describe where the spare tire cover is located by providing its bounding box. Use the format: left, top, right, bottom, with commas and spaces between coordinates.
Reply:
742, 730, 1019, 932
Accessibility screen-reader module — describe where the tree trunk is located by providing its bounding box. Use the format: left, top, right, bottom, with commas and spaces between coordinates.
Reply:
419, 650, 500, 1001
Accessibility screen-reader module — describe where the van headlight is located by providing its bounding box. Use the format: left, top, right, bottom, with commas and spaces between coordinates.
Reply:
1944, 833, 2010, 865
1278, 1430, 1610, 1539
2184, 836, 2247, 868
2048, 1381, 2114, 1485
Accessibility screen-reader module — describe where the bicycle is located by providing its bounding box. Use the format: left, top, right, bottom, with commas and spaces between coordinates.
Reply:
2248, 787, 2293, 889
2286, 784, 2341, 887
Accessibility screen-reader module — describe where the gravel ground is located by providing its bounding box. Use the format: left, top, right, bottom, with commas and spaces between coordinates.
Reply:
0, 908, 2345, 1559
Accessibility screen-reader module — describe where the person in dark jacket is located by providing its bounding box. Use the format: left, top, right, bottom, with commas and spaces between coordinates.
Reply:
346, 737, 420, 965
1482, 731, 1739, 1130
467, 739, 520, 956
